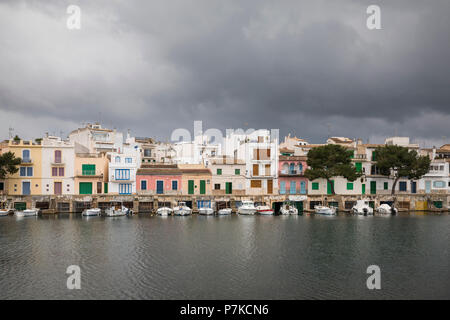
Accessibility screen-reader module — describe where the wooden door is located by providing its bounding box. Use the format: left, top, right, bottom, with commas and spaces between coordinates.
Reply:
267, 179, 273, 194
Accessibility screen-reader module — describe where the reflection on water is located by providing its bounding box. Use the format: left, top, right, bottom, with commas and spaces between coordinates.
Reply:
0, 213, 449, 299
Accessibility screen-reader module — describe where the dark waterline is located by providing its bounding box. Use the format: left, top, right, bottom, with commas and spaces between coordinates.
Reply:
0, 213, 449, 300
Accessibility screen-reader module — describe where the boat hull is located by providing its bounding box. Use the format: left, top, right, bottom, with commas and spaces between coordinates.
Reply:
238, 208, 257, 215
0, 210, 10, 216
15, 209, 39, 217
82, 208, 101, 216
258, 209, 274, 215
157, 208, 172, 216
174, 208, 192, 216
314, 206, 336, 215
218, 208, 232, 215
198, 208, 214, 215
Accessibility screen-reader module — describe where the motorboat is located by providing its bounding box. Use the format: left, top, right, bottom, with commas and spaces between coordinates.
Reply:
15, 209, 39, 217
218, 208, 232, 215
105, 205, 131, 217
314, 205, 336, 216
237, 200, 257, 215
280, 201, 298, 215
82, 208, 101, 216
352, 200, 374, 216
174, 202, 192, 216
0, 208, 11, 216
157, 206, 173, 216
376, 203, 398, 215
256, 204, 274, 215
198, 207, 214, 215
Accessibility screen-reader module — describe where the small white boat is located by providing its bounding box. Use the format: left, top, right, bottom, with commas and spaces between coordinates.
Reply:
15, 209, 39, 217
198, 207, 214, 215
105, 205, 130, 217
280, 201, 298, 215
256, 205, 274, 215
218, 208, 232, 215
352, 200, 374, 216
157, 206, 173, 216
0, 209, 10, 216
82, 208, 101, 216
376, 203, 398, 215
314, 205, 336, 215
174, 202, 192, 216
238, 201, 257, 215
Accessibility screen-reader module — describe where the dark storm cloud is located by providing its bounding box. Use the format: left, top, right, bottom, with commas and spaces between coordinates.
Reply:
0, 0, 449, 146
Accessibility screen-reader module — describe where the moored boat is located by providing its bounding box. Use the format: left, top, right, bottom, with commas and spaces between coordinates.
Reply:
314, 205, 336, 216
0, 209, 10, 216
157, 206, 173, 216
15, 209, 39, 217
280, 201, 298, 215
82, 208, 101, 216
376, 203, 398, 215
105, 205, 130, 217
198, 207, 214, 215
237, 200, 257, 215
218, 208, 232, 215
174, 202, 192, 216
256, 205, 274, 215
352, 200, 374, 216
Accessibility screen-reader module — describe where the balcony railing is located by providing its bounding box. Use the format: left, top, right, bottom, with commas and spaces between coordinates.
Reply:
21, 158, 32, 164
280, 170, 303, 175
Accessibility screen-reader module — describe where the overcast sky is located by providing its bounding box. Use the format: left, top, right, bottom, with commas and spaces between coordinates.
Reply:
1, 0, 449, 147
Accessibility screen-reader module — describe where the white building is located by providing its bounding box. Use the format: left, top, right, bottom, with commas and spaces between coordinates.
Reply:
230, 129, 279, 195
173, 134, 220, 165
41, 136, 75, 195
108, 151, 138, 195
69, 123, 124, 154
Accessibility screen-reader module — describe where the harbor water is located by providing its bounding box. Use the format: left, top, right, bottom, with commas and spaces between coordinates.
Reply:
0, 213, 449, 299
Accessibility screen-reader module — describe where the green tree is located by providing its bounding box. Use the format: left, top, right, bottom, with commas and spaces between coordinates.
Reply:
374, 145, 431, 195
304, 144, 362, 195
13, 135, 20, 142
0, 152, 22, 179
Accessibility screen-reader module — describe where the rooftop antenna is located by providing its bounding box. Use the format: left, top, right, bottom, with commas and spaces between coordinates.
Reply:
8, 127, 14, 139
326, 123, 331, 138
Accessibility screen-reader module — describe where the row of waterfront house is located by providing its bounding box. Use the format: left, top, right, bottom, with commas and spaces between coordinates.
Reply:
0, 123, 449, 212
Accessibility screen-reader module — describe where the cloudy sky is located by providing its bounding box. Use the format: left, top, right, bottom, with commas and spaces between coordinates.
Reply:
0, 0, 449, 147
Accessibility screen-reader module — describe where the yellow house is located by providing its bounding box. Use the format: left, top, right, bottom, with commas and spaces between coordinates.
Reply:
6, 139, 43, 196
74, 153, 109, 195
179, 164, 212, 195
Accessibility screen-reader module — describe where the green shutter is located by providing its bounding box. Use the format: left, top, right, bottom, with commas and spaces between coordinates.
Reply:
82, 164, 96, 175
188, 180, 194, 194
217, 169, 222, 175
104, 183, 108, 194
370, 181, 376, 194
327, 180, 334, 195
347, 182, 354, 190
355, 162, 362, 172
372, 151, 377, 161
384, 182, 388, 190
225, 182, 232, 194
362, 184, 366, 195
312, 182, 319, 190
235, 169, 240, 175
79, 182, 92, 194
200, 180, 206, 194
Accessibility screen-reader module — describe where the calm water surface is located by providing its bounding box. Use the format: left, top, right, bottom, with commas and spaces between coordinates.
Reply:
0, 213, 449, 299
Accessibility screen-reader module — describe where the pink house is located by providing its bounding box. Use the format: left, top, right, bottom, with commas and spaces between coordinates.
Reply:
136, 165, 182, 195
278, 155, 308, 195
